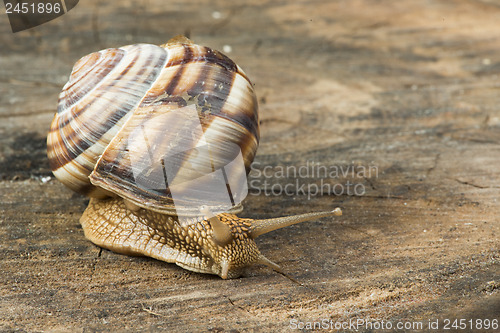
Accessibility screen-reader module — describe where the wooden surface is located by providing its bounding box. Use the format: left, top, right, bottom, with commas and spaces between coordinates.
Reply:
1, 0, 499, 331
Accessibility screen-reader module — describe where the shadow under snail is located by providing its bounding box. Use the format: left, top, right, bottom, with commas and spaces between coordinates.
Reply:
46, 36, 342, 279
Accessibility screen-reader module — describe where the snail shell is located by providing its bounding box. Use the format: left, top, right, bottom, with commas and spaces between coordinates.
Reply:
47, 36, 259, 217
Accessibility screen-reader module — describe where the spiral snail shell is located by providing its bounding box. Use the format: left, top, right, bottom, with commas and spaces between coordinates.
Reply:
47, 36, 341, 279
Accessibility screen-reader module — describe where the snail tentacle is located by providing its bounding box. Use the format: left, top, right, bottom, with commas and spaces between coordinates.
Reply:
250, 208, 342, 239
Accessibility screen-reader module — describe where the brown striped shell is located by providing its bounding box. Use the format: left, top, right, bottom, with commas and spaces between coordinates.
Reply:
47, 36, 259, 217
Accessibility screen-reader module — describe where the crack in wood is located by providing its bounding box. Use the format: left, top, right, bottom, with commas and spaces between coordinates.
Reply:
426, 153, 441, 177
454, 179, 500, 189
363, 176, 377, 191
223, 294, 255, 316
362, 194, 406, 199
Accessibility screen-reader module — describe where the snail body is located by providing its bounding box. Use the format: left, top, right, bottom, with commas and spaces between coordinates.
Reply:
47, 36, 341, 279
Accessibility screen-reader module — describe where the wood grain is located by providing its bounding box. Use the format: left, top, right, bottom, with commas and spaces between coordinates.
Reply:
1, 0, 498, 331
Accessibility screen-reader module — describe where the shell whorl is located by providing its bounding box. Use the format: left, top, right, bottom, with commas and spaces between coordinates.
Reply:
47, 38, 259, 215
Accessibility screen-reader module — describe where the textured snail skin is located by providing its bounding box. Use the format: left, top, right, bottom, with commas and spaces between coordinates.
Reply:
81, 197, 261, 279
48, 36, 342, 278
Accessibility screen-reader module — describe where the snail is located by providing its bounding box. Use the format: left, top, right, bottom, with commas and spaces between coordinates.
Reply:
47, 36, 342, 279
